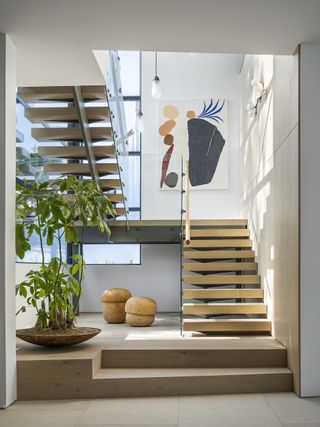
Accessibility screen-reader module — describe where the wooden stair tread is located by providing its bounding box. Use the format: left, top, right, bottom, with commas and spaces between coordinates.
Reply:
183, 275, 261, 285
32, 127, 113, 142
183, 249, 255, 260
183, 289, 264, 299
184, 262, 257, 272
190, 219, 248, 227
183, 318, 272, 333
25, 106, 110, 123
100, 179, 121, 190
38, 145, 116, 159
185, 239, 252, 248
43, 163, 118, 176
94, 367, 291, 380
18, 86, 107, 103
190, 229, 250, 238
183, 303, 267, 315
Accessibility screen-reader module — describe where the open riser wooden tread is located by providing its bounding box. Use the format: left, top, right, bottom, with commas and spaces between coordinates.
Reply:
183, 220, 270, 335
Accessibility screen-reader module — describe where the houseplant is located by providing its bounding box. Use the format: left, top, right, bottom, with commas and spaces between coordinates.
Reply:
16, 176, 115, 347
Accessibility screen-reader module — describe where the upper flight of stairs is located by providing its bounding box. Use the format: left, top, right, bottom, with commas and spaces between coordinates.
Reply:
183, 219, 271, 335
17, 85, 126, 218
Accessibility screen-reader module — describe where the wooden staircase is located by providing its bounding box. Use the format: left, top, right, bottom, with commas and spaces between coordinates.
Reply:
183, 219, 271, 335
17, 85, 126, 218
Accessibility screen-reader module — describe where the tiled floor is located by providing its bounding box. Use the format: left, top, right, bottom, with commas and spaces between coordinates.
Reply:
1, 393, 320, 427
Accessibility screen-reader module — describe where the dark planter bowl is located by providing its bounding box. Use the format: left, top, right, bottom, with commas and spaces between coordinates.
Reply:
16, 327, 101, 347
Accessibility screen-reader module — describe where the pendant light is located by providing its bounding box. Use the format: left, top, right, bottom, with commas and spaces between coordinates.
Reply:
151, 52, 161, 99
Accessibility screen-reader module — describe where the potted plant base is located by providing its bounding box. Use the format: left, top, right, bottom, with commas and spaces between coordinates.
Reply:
16, 326, 101, 347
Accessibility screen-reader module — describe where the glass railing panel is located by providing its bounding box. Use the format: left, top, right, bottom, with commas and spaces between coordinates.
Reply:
106, 51, 130, 221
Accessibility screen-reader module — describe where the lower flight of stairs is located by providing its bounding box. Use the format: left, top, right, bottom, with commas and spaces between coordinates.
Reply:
17, 344, 292, 399
183, 219, 271, 335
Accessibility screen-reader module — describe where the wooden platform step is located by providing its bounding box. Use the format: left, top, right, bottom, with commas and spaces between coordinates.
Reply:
184, 262, 258, 272
16, 340, 292, 400
183, 319, 271, 334
190, 219, 248, 227
18, 86, 107, 103
38, 145, 116, 159
43, 163, 118, 176
183, 288, 264, 300
190, 229, 250, 238
185, 239, 252, 249
25, 106, 110, 123
183, 303, 267, 315
32, 127, 113, 142
183, 275, 261, 286
183, 249, 255, 260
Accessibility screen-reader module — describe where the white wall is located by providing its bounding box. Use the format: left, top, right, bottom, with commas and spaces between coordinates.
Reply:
80, 244, 181, 313
141, 52, 242, 220
0, 33, 17, 408
240, 53, 300, 393
15, 264, 39, 329
300, 44, 320, 397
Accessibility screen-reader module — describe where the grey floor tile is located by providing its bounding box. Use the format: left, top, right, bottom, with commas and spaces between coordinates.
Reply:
76, 397, 179, 425
265, 392, 320, 424
0, 409, 83, 427
178, 409, 282, 427
8, 399, 91, 411
179, 393, 269, 411
281, 424, 320, 427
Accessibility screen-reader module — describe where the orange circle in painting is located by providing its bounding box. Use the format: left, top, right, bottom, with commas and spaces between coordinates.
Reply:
159, 120, 176, 136
164, 134, 174, 145
163, 105, 179, 120
187, 110, 196, 119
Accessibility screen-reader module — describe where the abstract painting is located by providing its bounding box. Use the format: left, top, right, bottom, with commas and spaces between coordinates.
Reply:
159, 99, 228, 190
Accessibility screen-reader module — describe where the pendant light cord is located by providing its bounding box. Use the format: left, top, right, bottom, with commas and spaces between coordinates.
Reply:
155, 51, 158, 78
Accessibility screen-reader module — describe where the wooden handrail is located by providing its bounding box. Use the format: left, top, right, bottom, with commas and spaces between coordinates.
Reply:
185, 160, 191, 245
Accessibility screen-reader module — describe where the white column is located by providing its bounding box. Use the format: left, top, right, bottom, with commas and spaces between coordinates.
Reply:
0, 33, 17, 408
300, 44, 320, 397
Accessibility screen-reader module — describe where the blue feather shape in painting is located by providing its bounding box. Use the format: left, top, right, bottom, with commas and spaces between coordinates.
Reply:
198, 98, 225, 123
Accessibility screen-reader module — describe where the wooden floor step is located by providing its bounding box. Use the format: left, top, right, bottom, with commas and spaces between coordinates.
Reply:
183, 288, 264, 300
185, 239, 252, 249
190, 229, 250, 238
190, 219, 248, 227
183, 275, 261, 286
18, 86, 107, 103
38, 145, 116, 160
43, 163, 118, 176
32, 127, 113, 142
100, 179, 121, 190
183, 303, 267, 315
184, 262, 258, 273
183, 319, 271, 334
25, 106, 110, 124
184, 249, 255, 260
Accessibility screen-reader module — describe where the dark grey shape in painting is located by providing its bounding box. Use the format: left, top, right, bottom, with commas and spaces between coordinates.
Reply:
188, 118, 225, 186
165, 172, 178, 188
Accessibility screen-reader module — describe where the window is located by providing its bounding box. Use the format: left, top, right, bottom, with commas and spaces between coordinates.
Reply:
82, 244, 140, 265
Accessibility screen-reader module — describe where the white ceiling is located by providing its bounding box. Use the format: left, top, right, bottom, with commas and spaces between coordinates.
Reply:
1, 0, 319, 85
